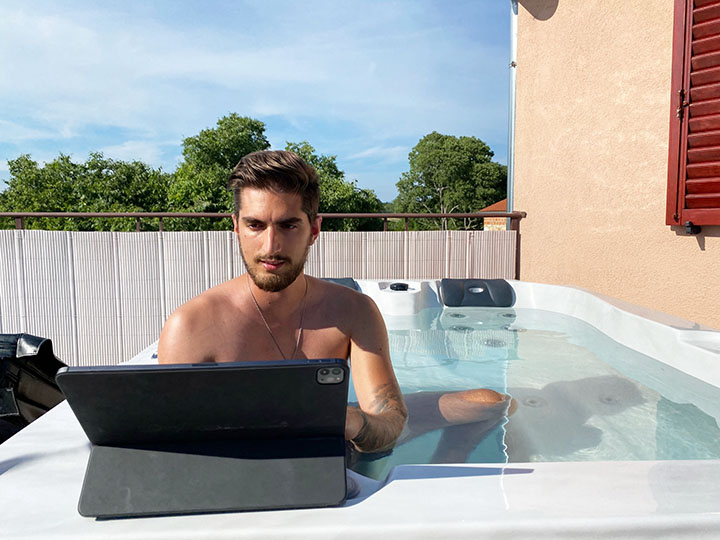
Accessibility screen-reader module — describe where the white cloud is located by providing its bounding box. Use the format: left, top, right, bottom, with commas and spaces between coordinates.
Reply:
0, 120, 59, 142
99, 140, 167, 167
0, 1, 510, 195
348, 146, 408, 163
0, 2, 508, 132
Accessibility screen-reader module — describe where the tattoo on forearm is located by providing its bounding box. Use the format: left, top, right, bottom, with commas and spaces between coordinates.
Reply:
352, 383, 408, 453
369, 382, 403, 414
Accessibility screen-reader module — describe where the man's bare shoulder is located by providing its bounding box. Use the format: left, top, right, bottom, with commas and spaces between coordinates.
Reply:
308, 277, 376, 308
158, 278, 244, 363
169, 279, 239, 326
306, 277, 383, 328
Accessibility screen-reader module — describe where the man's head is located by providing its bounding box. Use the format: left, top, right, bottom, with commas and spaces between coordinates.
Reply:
228, 151, 321, 292
227, 150, 319, 223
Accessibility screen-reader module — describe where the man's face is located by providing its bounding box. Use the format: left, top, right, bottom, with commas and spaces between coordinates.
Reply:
233, 187, 321, 292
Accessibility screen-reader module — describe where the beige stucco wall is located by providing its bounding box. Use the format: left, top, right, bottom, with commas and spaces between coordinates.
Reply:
514, 0, 720, 329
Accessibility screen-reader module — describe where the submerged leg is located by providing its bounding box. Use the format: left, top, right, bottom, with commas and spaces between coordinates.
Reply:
431, 416, 506, 464
400, 389, 515, 444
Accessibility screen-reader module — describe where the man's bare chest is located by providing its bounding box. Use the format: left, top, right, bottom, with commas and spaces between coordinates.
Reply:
210, 320, 350, 363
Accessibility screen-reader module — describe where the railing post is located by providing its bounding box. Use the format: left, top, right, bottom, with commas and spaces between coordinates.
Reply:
136, 218, 141, 232
383, 217, 387, 232
404, 217, 409, 232
15, 217, 24, 230
510, 215, 521, 280
159, 217, 164, 232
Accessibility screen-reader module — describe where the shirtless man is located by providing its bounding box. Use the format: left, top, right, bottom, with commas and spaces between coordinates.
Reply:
158, 150, 406, 452
158, 150, 512, 455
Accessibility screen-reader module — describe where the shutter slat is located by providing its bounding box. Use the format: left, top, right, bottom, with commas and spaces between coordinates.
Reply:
687, 145, 720, 162
687, 161, 720, 177
686, 193, 720, 208
688, 129, 720, 147
686, 178, 720, 193
692, 34, 720, 55
695, 0, 720, 9
694, 4, 720, 24
692, 50, 720, 70
690, 82, 720, 101
689, 97, 720, 116
691, 65, 720, 85
693, 18, 720, 39
689, 113, 720, 132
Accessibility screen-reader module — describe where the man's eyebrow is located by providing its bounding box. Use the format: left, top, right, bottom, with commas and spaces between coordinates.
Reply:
278, 217, 302, 225
241, 217, 262, 224
241, 216, 302, 225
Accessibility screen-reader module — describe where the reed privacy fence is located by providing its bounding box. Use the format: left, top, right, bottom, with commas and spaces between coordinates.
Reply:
0, 224, 522, 365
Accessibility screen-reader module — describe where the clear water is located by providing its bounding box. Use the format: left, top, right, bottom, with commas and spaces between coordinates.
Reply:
349, 307, 720, 480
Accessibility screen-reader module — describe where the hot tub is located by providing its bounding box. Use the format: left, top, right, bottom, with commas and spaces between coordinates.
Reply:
1, 279, 719, 539
351, 280, 720, 484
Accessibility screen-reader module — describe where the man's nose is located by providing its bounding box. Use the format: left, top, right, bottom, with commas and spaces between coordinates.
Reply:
263, 226, 281, 254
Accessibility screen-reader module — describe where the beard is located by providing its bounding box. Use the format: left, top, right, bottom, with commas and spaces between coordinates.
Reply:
241, 244, 310, 292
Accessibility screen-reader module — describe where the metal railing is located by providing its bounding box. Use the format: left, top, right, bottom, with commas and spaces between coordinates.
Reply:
0, 211, 526, 232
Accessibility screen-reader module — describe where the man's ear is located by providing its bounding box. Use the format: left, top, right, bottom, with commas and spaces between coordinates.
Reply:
309, 216, 322, 245
232, 214, 239, 235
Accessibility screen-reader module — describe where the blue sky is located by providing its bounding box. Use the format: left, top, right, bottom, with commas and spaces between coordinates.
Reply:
0, 1, 511, 202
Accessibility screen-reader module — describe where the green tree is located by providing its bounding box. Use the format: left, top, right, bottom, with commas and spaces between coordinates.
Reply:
0, 113, 387, 232
166, 114, 270, 230
285, 141, 384, 231
181, 113, 269, 171
394, 132, 507, 230
0, 153, 170, 231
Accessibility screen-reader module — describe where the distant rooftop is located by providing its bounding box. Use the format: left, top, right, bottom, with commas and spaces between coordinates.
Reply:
479, 198, 507, 212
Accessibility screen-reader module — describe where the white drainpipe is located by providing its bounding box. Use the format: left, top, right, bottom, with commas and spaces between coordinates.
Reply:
507, 0, 518, 223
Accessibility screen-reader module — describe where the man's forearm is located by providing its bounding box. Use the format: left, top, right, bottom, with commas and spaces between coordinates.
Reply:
350, 383, 408, 453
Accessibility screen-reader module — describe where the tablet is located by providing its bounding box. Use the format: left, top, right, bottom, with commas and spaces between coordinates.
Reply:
56, 359, 349, 518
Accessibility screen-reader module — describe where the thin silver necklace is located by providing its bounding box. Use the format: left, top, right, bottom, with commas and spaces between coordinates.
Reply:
247, 274, 308, 360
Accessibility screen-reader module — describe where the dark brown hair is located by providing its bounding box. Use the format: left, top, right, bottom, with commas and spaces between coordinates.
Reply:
227, 150, 319, 222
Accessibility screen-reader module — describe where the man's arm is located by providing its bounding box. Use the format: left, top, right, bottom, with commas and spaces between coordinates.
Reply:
345, 295, 408, 453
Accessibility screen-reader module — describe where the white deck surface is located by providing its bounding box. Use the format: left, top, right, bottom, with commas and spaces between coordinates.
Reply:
2, 401, 720, 539
3, 280, 720, 538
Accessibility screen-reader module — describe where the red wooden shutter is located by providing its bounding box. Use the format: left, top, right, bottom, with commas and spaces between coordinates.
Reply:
667, 0, 720, 227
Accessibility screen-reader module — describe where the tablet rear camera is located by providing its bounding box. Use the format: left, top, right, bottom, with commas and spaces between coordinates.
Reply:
317, 367, 344, 384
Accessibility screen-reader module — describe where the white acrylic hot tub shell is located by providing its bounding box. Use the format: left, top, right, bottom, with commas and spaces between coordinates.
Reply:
2, 404, 720, 539
508, 281, 720, 392
1, 280, 719, 539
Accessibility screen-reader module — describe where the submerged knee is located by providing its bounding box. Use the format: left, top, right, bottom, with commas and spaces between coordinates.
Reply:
437, 388, 514, 424
453, 388, 508, 404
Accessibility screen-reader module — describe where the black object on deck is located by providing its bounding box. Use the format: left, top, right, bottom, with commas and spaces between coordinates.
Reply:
0, 334, 66, 443
438, 279, 516, 307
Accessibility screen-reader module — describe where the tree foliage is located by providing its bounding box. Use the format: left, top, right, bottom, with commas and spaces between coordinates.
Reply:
0, 114, 386, 231
165, 114, 271, 230
0, 117, 506, 233
181, 114, 269, 171
394, 132, 507, 230
284, 141, 384, 231
0, 153, 170, 231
